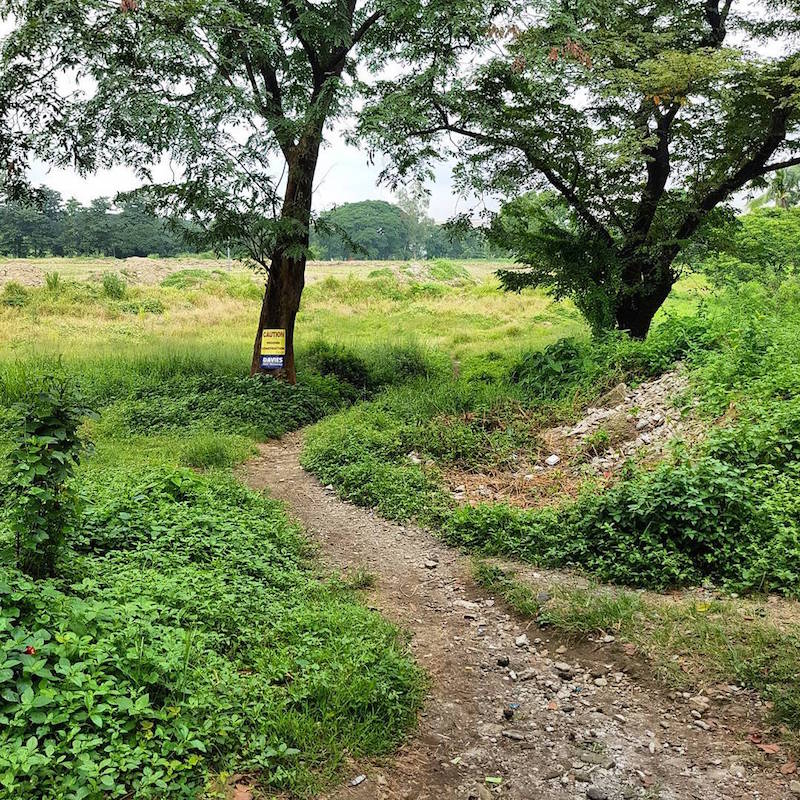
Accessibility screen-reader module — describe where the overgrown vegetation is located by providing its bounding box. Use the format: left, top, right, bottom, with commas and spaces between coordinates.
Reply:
2, 376, 92, 577
303, 278, 800, 596
0, 271, 452, 797
0, 466, 424, 798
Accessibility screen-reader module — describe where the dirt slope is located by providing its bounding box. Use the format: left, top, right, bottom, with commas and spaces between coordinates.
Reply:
243, 432, 792, 800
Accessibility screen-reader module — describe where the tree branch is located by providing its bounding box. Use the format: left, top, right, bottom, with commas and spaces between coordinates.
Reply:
326, 9, 385, 70
281, 0, 323, 86
754, 153, 800, 177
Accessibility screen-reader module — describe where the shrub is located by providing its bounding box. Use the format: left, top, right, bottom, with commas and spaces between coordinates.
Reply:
102, 272, 127, 299
2, 377, 92, 578
1, 282, 28, 308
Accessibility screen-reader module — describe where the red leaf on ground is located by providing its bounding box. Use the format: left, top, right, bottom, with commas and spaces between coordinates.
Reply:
780, 762, 797, 775
756, 743, 781, 755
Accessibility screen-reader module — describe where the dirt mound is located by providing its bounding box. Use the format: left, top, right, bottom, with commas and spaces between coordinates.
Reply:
446, 369, 708, 509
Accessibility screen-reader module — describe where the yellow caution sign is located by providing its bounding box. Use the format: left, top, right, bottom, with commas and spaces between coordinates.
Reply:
260, 329, 286, 369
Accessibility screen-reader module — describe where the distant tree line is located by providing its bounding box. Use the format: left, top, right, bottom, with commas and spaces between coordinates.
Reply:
0, 190, 498, 263
312, 199, 504, 261
0, 189, 195, 258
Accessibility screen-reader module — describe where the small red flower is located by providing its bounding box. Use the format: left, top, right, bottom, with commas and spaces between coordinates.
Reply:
24, 645, 35, 655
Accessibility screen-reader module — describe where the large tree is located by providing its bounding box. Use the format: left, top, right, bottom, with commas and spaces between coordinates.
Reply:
362, 0, 800, 337
1, 0, 497, 381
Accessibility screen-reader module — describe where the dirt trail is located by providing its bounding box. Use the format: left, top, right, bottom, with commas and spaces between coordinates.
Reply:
243, 433, 791, 800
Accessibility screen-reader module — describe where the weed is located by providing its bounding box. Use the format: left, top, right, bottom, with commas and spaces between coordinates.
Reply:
584, 428, 611, 455
345, 567, 377, 590
2, 376, 93, 577
178, 432, 254, 468
101, 272, 127, 299
44, 272, 61, 292
0, 467, 425, 798
1, 281, 28, 307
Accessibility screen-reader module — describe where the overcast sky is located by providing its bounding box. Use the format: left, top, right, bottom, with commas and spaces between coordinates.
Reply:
26, 133, 477, 223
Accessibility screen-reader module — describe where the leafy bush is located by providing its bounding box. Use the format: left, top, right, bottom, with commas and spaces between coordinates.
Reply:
0, 467, 424, 798
101, 272, 127, 300
1, 377, 93, 577
1, 282, 28, 307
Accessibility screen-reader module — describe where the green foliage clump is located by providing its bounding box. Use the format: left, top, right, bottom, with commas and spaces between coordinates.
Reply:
510, 314, 709, 405
117, 298, 166, 315
1, 281, 28, 307
101, 272, 126, 300
303, 339, 436, 396
44, 272, 61, 292
178, 432, 253, 469
427, 259, 470, 282
160, 269, 211, 289
104, 373, 349, 439
0, 467, 423, 798
2, 377, 92, 577
700, 208, 800, 289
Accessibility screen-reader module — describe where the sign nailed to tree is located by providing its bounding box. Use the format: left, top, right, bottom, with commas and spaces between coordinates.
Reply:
260, 330, 286, 370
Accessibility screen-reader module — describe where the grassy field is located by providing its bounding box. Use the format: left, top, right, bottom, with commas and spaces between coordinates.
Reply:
2, 255, 799, 795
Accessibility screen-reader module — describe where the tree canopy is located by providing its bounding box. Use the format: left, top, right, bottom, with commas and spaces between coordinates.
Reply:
0, 192, 193, 259
1, 0, 500, 380
311, 198, 500, 260
314, 201, 412, 260
362, 0, 800, 337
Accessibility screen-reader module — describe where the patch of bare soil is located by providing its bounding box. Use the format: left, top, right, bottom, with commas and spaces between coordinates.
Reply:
242, 434, 793, 800
446, 369, 711, 510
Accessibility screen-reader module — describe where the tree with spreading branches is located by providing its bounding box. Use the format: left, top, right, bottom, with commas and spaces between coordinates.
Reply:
0, 0, 501, 380
361, 0, 800, 337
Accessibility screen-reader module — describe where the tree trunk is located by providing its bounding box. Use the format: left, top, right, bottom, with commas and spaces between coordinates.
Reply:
250, 142, 320, 384
614, 272, 674, 339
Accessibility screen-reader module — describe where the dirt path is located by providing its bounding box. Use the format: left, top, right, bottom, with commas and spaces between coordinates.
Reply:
243, 433, 792, 800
